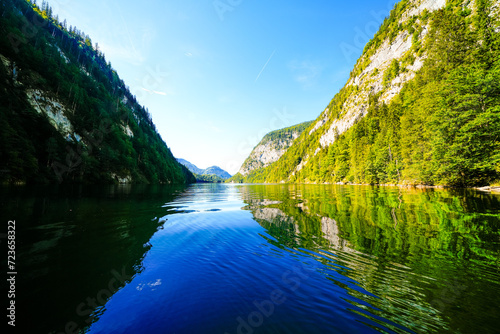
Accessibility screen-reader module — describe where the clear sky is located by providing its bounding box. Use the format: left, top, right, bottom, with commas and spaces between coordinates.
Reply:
46, 0, 398, 174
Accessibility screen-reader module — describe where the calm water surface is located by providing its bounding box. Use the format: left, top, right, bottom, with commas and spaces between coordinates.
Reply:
1, 184, 500, 333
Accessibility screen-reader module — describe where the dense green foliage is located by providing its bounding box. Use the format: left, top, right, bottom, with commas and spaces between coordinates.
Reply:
259, 121, 313, 147
246, 1, 500, 187
0, 0, 195, 184
228, 168, 269, 184
194, 173, 226, 183
177, 159, 231, 182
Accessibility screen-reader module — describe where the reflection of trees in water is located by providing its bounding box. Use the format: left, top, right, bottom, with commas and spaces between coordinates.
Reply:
241, 184, 500, 334
241, 184, 500, 264
2, 184, 188, 334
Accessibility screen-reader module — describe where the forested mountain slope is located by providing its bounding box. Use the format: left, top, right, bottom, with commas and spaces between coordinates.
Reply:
229, 121, 312, 183
0, 0, 195, 184
248, 0, 500, 187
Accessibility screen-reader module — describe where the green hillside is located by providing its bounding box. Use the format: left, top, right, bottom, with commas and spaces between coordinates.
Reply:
0, 0, 195, 184
246, 0, 500, 187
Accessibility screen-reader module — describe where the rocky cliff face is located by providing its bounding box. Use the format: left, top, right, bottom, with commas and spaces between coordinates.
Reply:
25, 89, 80, 141
238, 121, 312, 176
0, 0, 194, 184
241, 0, 500, 185
316, 0, 500, 149
316, 0, 447, 149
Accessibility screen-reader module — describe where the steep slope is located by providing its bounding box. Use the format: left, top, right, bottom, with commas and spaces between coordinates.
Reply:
0, 0, 195, 184
253, 0, 500, 187
229, 121, 312, 182
177, 159, 232, 180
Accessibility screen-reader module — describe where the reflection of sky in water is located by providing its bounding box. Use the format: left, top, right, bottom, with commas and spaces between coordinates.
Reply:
3, 184, 498, 334
86, 184, 500, 334
136, 279, 162, 292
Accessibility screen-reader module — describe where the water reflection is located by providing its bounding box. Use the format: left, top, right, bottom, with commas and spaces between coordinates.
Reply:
1, 184, 499, 334
0, 184, 188, 333
240, 184, 500, 334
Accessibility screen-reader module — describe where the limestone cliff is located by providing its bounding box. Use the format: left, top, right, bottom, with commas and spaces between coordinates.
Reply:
237, 121, 312, 176
241, 0, 500, 186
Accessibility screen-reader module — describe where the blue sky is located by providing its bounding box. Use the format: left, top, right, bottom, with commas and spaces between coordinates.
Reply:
48, 0, 398, 174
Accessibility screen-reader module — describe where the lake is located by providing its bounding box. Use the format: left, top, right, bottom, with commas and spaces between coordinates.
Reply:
1, 183, 499, 333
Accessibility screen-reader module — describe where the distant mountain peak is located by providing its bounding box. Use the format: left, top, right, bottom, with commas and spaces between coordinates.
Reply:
176, 159, 232, 180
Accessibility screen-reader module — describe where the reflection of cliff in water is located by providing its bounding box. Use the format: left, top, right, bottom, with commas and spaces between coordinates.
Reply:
241, 186, 358, 254
320, 216, 353, 251
245, 202, 301, 248
241, 184, 500, 334
240, 184, 500, 264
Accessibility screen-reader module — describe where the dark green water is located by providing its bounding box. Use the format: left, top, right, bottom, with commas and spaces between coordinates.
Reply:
1, 184, 499, 333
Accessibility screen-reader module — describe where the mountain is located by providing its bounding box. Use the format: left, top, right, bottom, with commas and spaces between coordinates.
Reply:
237, 0, 500, 187
203, 166, 232, 179
0, 0, 195, 184
176, 159, 232, 180
176, 159, 204, 175
229, 121, 312, 182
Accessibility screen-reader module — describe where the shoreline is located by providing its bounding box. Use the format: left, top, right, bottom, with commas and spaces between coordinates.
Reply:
330, 182, 500, 193
240, 181, 500, 193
